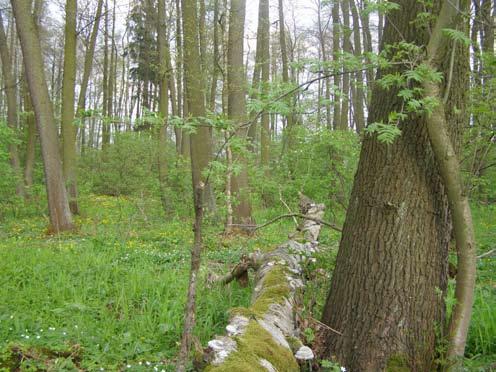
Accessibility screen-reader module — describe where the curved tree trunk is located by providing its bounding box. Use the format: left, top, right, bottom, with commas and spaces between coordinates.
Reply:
320, 0, 469, 369
12, 0, 74, 233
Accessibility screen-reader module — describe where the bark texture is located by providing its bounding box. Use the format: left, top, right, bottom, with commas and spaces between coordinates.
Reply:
320, 0, 469, 369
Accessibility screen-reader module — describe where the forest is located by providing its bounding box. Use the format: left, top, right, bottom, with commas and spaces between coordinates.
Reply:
0, 0, 494, 370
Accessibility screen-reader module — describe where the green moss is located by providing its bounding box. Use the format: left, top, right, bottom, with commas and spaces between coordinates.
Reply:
285, 336, 303, 353
206, 321, 299, 372
386, 354, 411, 372
250, 266, 291, 315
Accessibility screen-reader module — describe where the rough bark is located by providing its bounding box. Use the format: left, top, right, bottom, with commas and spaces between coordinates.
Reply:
12, 0, 74, 233
339, 0, 351, 130
350, 0, 366, 132
331, 0, 341, 130
202, 197, 325, 371
320, 0, 469, 369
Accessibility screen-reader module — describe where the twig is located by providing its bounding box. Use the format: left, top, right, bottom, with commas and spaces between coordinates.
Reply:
227, 213, 342, 233
310, 316, 343, 336
477, 249, 495, 259
279, 188, 298, 227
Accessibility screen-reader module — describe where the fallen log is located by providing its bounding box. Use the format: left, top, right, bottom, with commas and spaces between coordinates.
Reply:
199, 196, 326, 371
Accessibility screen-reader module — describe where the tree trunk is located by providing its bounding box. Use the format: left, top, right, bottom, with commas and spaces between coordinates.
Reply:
331, 0, 341, 130
258, 0, 271, 170
339, 0, 351, 130
12, 0, 74, 233
177, 0, 212, 368
0, 12, 25, 198
278, 0, 295, 153
61, 0, 79, 214
228, 0, 253, 227
320, 0, 469, 369
157, 0, 170, 214
350, 0, 366, 132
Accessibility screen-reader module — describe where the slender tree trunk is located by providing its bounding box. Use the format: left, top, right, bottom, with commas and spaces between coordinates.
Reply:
0, 12, 25, 198
332, 0, 341, 129
157, 0, 170, 214
320, 0, 469, 369
77, 0, 103, 117
423, 0, 475, 360
339, 0, 351, 130
175, 0, 183, 154
61, 0, 79, 214
259, 0, 271, 170
350, 0, 365, 132
23, 84, 36, 189
12, 0, 73, 232
101, 0, 110, 150
278, 0, 295, 153
177, 0, 212, 368
228, 0, 252, 227
209, 0, 220, 113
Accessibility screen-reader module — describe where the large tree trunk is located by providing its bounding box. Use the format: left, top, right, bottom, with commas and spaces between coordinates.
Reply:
12, 0, 74, 233
0, 12, 25, 198
61, 0, 79, 214
320, 0, 469, 369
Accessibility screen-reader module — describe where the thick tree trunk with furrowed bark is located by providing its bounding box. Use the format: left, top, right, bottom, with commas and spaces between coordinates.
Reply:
319, 0, 470, 369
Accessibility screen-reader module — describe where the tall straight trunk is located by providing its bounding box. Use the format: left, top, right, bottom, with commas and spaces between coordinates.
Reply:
228, 0, 252, 226
209, 0, 220, 112
61, 0, 79, 214
24, 0, 42, 188
77, 0, 103, 115
332, 0, 341, 129
0, 12, 25, 198
157, 0, 170, 213
177, 0, 211, 368
350, 0, 365, 132
23, 84, 36, 189
12, 0, 74, 233
481, 0, 494, 56
339, 0, 351, 130
359, 0, 374, 102
258, 0, 270, 169
320, 0, 469, 369
175, 0, 183, 154
101, 0, 110, 149
278, 0, 295, 153
317, 0, 332, 129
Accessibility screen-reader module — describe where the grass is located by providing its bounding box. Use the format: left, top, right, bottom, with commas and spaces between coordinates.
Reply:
0, 194, 494, 371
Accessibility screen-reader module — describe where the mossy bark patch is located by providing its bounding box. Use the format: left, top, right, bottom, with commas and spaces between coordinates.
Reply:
205, 321, 299, 372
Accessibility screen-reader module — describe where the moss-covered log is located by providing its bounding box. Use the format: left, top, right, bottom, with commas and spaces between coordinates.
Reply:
202, 197, 325, 371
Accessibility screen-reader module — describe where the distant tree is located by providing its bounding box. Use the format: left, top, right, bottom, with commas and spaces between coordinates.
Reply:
0, 12, 25, 198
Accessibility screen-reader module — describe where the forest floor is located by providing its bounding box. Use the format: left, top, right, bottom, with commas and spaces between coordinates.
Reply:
0, 194, 494, 371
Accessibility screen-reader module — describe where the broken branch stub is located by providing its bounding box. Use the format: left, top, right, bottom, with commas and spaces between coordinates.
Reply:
201, 196, 326, 371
